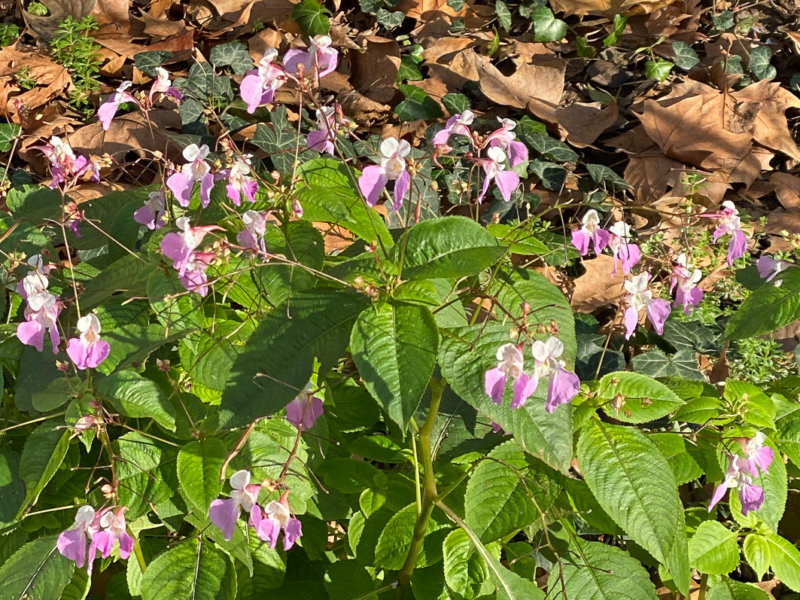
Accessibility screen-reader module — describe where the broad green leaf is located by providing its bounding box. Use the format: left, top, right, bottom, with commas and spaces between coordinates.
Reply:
726, 269, 800, 339
100, 323, 189, 375
529, 159, 566, 191
324, 560, 378, 600
598, 372, 684, 423
209, 41, 252, 75
487, 223, 549, 255
134, 50, 173, 76
724, 380, 777, 431
31, 377, 80, 412
60, 568, 91, 600
585, 164, 629, 189
519, 133, 578, 163
80, 255, 158, 310
765, 534, 800, 592
443, 529, 475, 597
707, 576, 769, 600
531, 6, 566, 42
671, 41, 699, 70
147, 270, 203, 334
743, 534, 771, 580
662, 319, 722, 355
141, 539, 236, 600
0, 536, 74, 600
374, 503, 446, 570
649, 433, 703, 485
115, 432, 173, 520
395, 84, 443, 121
17, 423, 71, 517
96, 370, 176, 431
0, 449, 23, 529
645, 58, 673, 82
0, 122, 20, 152
464, 440, 537, 543
630, 349, 704, 380
290, 0, 330, 36
177, 438, 227, 515
442, 93, 470, 115
749, 45, 776, 80
350, 302, 438, 429
577, 419, 689, 593
688, 521, 737, 575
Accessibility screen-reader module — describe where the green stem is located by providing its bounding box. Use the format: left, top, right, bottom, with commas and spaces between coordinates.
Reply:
698, 573, 708, 600
396, 377, 445, 596
127, 525, 147, 573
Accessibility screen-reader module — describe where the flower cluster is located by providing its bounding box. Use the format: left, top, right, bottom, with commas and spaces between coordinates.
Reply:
702, 201, 747, 266
709, 432, 773, 515
670, 253, 703, 314
160, 217, 222, 296
208, 470, 302, 551
16, 255, 61, 354
484, 337, 579, 413
57, 506, 132, 574
571, 211, 640, 275
32, 136, 99, 189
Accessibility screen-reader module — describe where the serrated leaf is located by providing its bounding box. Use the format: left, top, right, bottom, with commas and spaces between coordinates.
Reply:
0, 536, 74, 600
650, 433, 704, 485
531, 6, 566, 42
0, 449, 23, 529
291, 0, 330, 36
671, 42, 699, 70
707, 576, 769, 600
374, 503, 446, 569
765, 534, 800, 592
688, 521, 738, 575
177, 438, 227, 515
210, 41, 252, 75
443, 529, 475, 597
134, 50, 173, 76
141, 539, 236, 600
743, 534, 770, 580
17, 423, 71, 517
727, 269, 800, 339
597, 371, 684, 423
96, 370, 176, 431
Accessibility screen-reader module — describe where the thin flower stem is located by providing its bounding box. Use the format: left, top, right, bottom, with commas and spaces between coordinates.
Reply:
127, 525, 148, 573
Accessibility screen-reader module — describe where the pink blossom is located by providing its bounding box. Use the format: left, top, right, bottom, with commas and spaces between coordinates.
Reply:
133, 190, 167, 230
483, 118, 528, 167
306, 106, 339, 155
756, 256, 789, 286
286, 384, 323, 430
224, 155, 258, 205
209, 470, 262, 541
623, 273, 671, 339
239, 49, 287, 114
249, 492, 302, 551
16, 291, 61, 353
736, 431, 774, 477
475, 146, 519, 203
607, 222, 640, 275
702, 201, 747, 266
531, 337, 580, 413
166, 144, 215, 208
89, 508, 133, 570
358, 137, 412, 211
571, 209, 610, 257
669, 253, 703, 315
432, 110, 475, 152
236, 210, 267, 254
160, 217, 220, 276
484, 343, 538, 409
149, 67, 182, 102
709, 454, 764, 516
17, 255, 52, 299
31, 136, 99, 188
283, 35, 338, 79
97, 81, 136, 130
66, 313, 110, 370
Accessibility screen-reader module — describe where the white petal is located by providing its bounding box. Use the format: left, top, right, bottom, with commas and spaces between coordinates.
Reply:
230, 469, 251, 491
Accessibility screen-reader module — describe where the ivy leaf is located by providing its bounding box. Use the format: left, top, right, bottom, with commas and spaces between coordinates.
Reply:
749, 46, 776, 81
177, 438, 227, 516
531, 6, 566, 42
631, 349, 704, 380
688, 521, 738, 575
0, 536, 74, 600
519, 132, 578, 163
529, 159, 566, 191
141, 539, 237, 600
290, 0, 330, 36
495, 0, 512, 30
395, 84, 443, 121
134, 50, 173, 76
376, 8, 404, 28
712, 10, 734, 30
671, 41, 699, 70
210, 41, 253, 75
0, 122, 20, 152
645, 58, 673, 82
442, 93, 470, 115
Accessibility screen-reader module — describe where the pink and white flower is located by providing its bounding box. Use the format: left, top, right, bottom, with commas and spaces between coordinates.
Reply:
756, 256, 789, 286
236, 210, 267, 254
239, 49, 287, 114
17, 290, 61, 353
149, 67, 182, 102
306, 106, 339, 155
249, 492, 303, 551
57, 505, 132, 574
133, 190, 167, 230
432, 110, 475, 152
709, 454, 764, 516
358, 137, 412, 211
90, 508, 133, 568
571, 209, 610, 257
483, 118, 528, 167
209, 470, 262, 541
703, 201, 747, 266
57, 506, 98, 572
160, 217, 221, 296
607, 222, 640, 275
32, 136, 99, 188
669, 253, 703, 315
97, 81, 136, 130
286, 383, 323, 430
736, 431, 774, 477
17, 254, 52, 299
484, 343, 538, 409
66, 313, 110, 370
531, 337, 580, 413
224, 155, 258, 206
166, 144, 215, 208
623, 272, 671, 339
475, 146, 519, 203
283, 35, 338, 79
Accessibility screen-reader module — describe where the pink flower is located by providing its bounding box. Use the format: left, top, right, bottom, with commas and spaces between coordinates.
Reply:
89, 508, 133, 570
432, 110, 475, 152
623, 273, 671, 339
306, 106, 339, 155
484, 343, 538, 409
209, 470, 261, 541
66, 313, 110, 370
17, 291, 61, 353
358, 137, 412, 211
709, 454, 764, 516
475, 146, 519, 203
286, 384, 323, 430
283, 35, 338, 79
249, 492, 303, 551
160, 217, 220, 277
225, 155, 258, 205
483, 118, 528, 167
239, 49, 287, 114
669, 253, 703, 315
149, 67, 182, 102
531, 337, 580, 413
736, 431, 774, 477
571, 209, 610, 256
133, 190, 167, 230
32, 136, 99, 188
607, 222, 640, 275
57, 506, 98, 571
756, 256, 789, 286
97, 81, 136, 130
17, 255, 52, 299
236, 210, 267, 254
703, 201, 747, 266
166, 144, 215, 208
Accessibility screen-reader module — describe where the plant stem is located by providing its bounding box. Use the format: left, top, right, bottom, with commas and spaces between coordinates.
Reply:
698, 573, 708, 600
127, 525, 148, 573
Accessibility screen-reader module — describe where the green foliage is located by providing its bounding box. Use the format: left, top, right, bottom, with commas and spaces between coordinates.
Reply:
49, 16, 102, 114
290, 0, 331, 37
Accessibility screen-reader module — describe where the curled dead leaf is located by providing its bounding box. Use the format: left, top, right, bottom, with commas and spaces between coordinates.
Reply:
23, 0, 97, 37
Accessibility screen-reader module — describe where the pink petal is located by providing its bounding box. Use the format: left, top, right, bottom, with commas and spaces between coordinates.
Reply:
283, 49, 310, 76
97, 100, 119, 131
283, 517, 303, 551
432, 129, 451, 148
239, 71, 264, 114
358, 166, 388, 207
90, 530, 115, 560
484, 367, 507, 404
134, 204, 156, 229
67, 337, 89, 370
316, 48, 338, 77
494, 170, 519, 203
116, 531, 133, 559
510, 372, 539, 409
752, 446, 774, 474
392, 170, 411, 211
199, 173, 214, 208
623, 306, 638, 340
57, 528, 87, 568
306, 129, 329, 152
708, 482, 729, 512
619, 243, 641, 274
728, 230, 747, 265
571, 230, 589, 256
545, 368, 579, 413
85, 340, 110, 369
250, 505, 280, 549
209, 498, 239, 541
738, 483, 764, 515
645, 298, 671, 335
17, 320, 45, 352
506, 140, 528, 167
592, 229, 610, 254
167, 172, 193, 207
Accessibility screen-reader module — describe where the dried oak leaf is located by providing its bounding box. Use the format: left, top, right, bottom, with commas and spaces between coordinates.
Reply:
90, 0, 129, 28
570, 254, 627, 313
0, 46, 72, 121
548, 0, 678, 17
350, 36, 401, 105
23, 0, 97, 37
69, 110, 182, 162
769, 172, 800, 211
555, 99, 618, 147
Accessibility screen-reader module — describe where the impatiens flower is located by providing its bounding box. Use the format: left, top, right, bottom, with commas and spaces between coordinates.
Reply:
17, 290, 61, 353
476, 146, 519, 203
531, 337, 580, 413
236, 210, 267, 254
669, 253, 703, 315
240, 48, 287, 114
133, 190, 167, 230
736, 431, 774, 476
283, 35, 338, 79
90, 508, 133, 568
306, 106, 339, 155
286, 383, 323, 430
225, 155, 258, 205
756, 256, 789, 286
57, 505, 98, 571
607, 222, 641, 275
484, 343, 538, 409
250, 492, 303, 551
571, 209, 610, 257
483, 118, 528, 167
149, 66, 182, 102
57, 505, 132, 574
166, 144, 215, 208
709, 454, 764, 516
17, 254, 52, 299
97, 81, 136, 130
32, 136, 99, 188
623, 272, 671, 339
291, 198, 303, 218
160, 217, 220, 276
432, 110, 475, 152
358, 137, 412, 211
66, 313, 110, 370
209, 470, 261, 541
703, 201, 747, 266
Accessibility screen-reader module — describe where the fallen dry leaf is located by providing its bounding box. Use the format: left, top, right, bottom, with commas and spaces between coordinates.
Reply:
350, 36, 401, 105
90, 0, 129, 28
549, 0, 678, 17
769, 172, 800, 211
570, 254, 628, 313
22, 0, 97, 37
556, 99, 618, 147
69, 110, 182, 162
321, 71, 391, 122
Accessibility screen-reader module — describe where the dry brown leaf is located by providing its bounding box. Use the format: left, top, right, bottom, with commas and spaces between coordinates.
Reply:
90, 0, 129, 27
350, 36, 400, 104
248, 27, 286, 59
733, 79, 800, 161
397, 0, 466, 20
764, 209, 800, 253
549, 0, 678, 17
95, 28, 195, 61
23, 0, 97, 37
769, 172, 800, 211
321, 71, 390, 122
69, 110, 182, 162
570, 254, 628, 313
623, 150, 685, 204
0, 46, 73, 121
129, 13, 190, 41
556, 99, 618, 147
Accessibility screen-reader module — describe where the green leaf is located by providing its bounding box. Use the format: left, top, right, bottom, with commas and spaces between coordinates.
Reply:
147, 270, 203, 333
585, 164, 629, 189
0, 449, 23, 529
442, 93, 470, 115
531, 6, 566, 42
743, 534, 771, 580
487, 223, 549, 255
712, 9, 734, 30
577, 419, 689, 594
377, 8, 404, 28
0, 122, 20, 152
707, 576, 769, 600
96, 370, 177, 431
662, 319, 722, 355
442, 529, 480, 597
645, 58, 673, 82
134, 50, 173, 76
99, 323, 188, 375
765, 534, 800, 592
602, 14, 627, 47
518, 132, 578, 163
351, 302, 439, 430
464, 440, 537, 543
31, 377, 80, 412
671, 42, 699, 70
400, 216, 505, 280
649, 433, 704, 485
529, 159, 566, 191
17, 423, 71, 517
395, 84, 444, 121
0, 536, 74, 600
290, 0, 330, 36
630, 349, 704, 380
688, 521, 738, 575
80, 255, 158, 310
177, 438, 227, 515
597, 372, 684, 423
724, 380, 777, 431
575, 36, 595, 58
749, 45, 776, 81
374, 503, 446, 569
210, 41, 252, 75
141, 539, 237, 600
725, 269, 800, 339
495, 0, 512, 29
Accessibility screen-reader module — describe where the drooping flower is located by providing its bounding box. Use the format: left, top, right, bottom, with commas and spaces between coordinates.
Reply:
607, 222, 640, 275
149, 67, 182, 102
736, 431, 774, 476
166, 144, 215, 208
531, 337, 580, 413
756, 256, 789, 286
66, 313, 110, 370
250, 492, 303, 551
571, 209, 610, 257
669, 253, 703, 315
17, 290, 61, 353
623, 272, 671, 339
306, 106, 339, 155
709, 454, 764, 516
483, 118, 528, 167
484, 343, 538, 409
286, 383, 323, 430
17, 254, 52, 299
97, 81, 136, 130
133, 190, 167, 230
209, 470, 262, 541
160, 217, 220, 276
283, 35, 338, 79
57, 506, 98, 571
358, 137, 411, 211
32, 136, 99, 188
236, 210, 267, 254
57, 506, 132, 574
239, 48, 287, 114
89, 508, 133, 569
224, 155, 258, 205
432, 110, 475, 152
703, 201, 747, 266
475, 146, 519, 203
